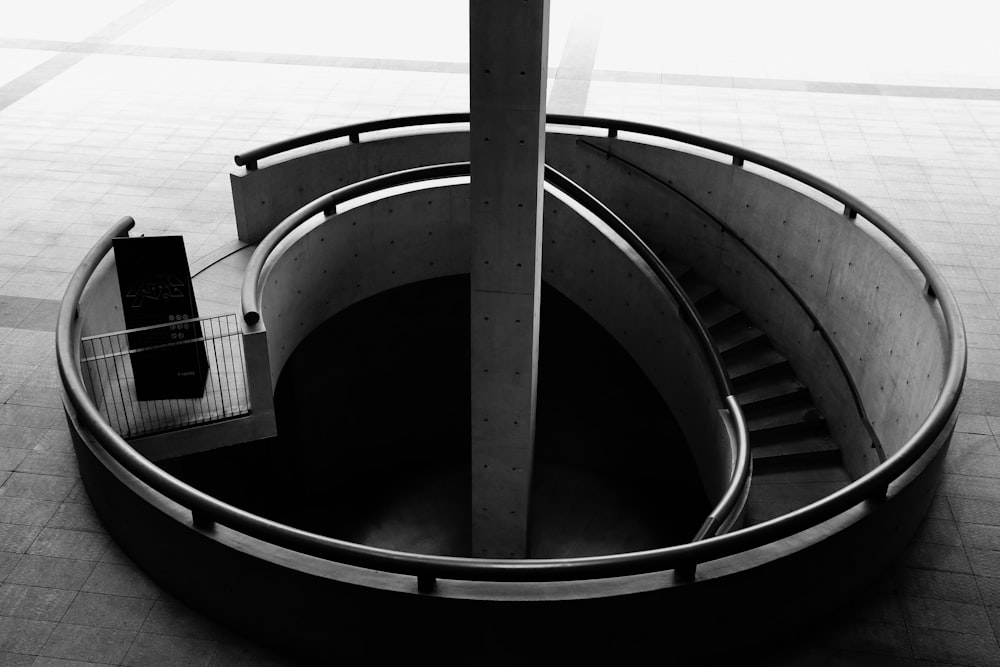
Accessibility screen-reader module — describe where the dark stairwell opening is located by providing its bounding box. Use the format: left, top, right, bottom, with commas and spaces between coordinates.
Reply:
162, 275, 709, 557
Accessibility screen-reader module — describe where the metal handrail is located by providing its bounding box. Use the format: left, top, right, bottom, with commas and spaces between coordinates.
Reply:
234, 113, 469, 171
60, 177, 744, 582
58, 115, 966, 586
241, 162, 469, 325
543, 165, 732, 396
544, 164, 750, 539
242, 159, 748, 537
575, 138, 886, 461
695, 395, 751, 541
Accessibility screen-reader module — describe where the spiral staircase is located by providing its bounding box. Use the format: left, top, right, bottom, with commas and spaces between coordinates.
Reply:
57, 112, 965, 663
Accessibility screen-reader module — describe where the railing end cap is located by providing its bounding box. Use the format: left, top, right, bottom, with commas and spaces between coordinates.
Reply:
244, 311, 260, 326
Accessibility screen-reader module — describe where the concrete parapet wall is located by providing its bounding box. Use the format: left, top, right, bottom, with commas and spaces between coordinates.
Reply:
236, 124, 950, 475
259, 185, 734, 505
232, 131, 470, 244
546, 135, 948, 470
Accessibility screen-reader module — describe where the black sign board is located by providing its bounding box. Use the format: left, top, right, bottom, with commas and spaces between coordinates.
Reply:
113, 236, 209, 400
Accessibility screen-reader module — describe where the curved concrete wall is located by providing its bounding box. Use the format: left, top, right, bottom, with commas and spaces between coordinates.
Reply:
65, 373, 954, 664
232, 131, 469, 244
233, 124, 952, 477
545, 135, 948, 474
259, 185, 735, 504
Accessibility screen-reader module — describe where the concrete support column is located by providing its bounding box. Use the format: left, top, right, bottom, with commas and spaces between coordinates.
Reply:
469, 0, 550, 558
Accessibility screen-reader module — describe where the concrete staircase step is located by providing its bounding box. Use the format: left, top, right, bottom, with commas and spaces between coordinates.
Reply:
661, 256, 853, 529
721, 331, 771, 362
737, 378, 809, 412
710, 313, 763, 353
744, 474, 850, 524
698, 292, 743, 328
727, 346, 789, 380
747, 400, 822, 434
677, 273, 717, 303
751, 433, 840, 466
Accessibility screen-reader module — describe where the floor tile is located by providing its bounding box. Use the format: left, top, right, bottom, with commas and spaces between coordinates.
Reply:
909, 627, 1000, 667
123, 632, 217, 667
0, 472, 74, 501
60, 591, 153, 631
6, 555, 94, 591
26, 528, 108, 561
0, 583, 76, 621
901, 596, 994, 636
0, 615, 56, 655
81, 562, 160, 600
40, 623, 136, 664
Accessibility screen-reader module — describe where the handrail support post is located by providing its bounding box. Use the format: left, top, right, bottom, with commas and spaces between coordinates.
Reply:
869, 482, 889, 503
732, 156, 744, 167
418, 575, 436, 593
192, 510, 215, 530
844, 205, 858, 220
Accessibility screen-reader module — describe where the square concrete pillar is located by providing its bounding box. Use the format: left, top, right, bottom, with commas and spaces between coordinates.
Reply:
469, 0, 550, 558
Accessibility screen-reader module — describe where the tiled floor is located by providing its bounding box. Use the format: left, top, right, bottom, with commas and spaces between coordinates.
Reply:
1, 1, 1000, 664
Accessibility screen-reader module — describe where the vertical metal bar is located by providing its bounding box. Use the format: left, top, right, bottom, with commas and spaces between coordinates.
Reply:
228, 315, 247, 412
209, 317, 220, 420
210, 317, 229, 417
81, 339, 96, 409
417, 575, 436, 593
219, 317, 233, 415
105, 335, 128, 435
204, 319, 215, 421
240, 318, 250, 411
94, 337, 111, 429
120, 332, 140, 436
226, 316, 242, 413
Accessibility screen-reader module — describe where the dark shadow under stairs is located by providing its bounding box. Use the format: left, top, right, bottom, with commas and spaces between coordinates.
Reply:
667, 261, 854, 526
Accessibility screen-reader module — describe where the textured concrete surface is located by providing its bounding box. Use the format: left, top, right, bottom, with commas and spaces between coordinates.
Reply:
2, 1, 1000, 664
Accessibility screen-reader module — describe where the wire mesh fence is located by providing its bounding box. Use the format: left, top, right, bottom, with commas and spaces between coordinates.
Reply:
80, 314, 250, 439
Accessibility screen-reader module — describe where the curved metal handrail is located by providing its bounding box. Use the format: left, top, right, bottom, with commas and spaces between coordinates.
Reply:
231, 110, 963, 488
241, 162, 469, 325
575, 139, 886, 461
543, 165, 731, 395
544, 164, 750, 539
696, 395, 751, 541
234, 113, 469, 171
59, 115, 966, 586
243, 159, 749, 537
543, 115, 965, 553
61, 171, 744, 582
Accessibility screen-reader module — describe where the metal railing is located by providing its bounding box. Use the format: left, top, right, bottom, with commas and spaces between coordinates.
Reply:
241, 161, 469, 325
57, 114, 966, 590
574, 138, 887, 462
80, 313, 249, 438
234, 113, 469, 171
543, 164, 750, 541
241, 159, 749, 540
